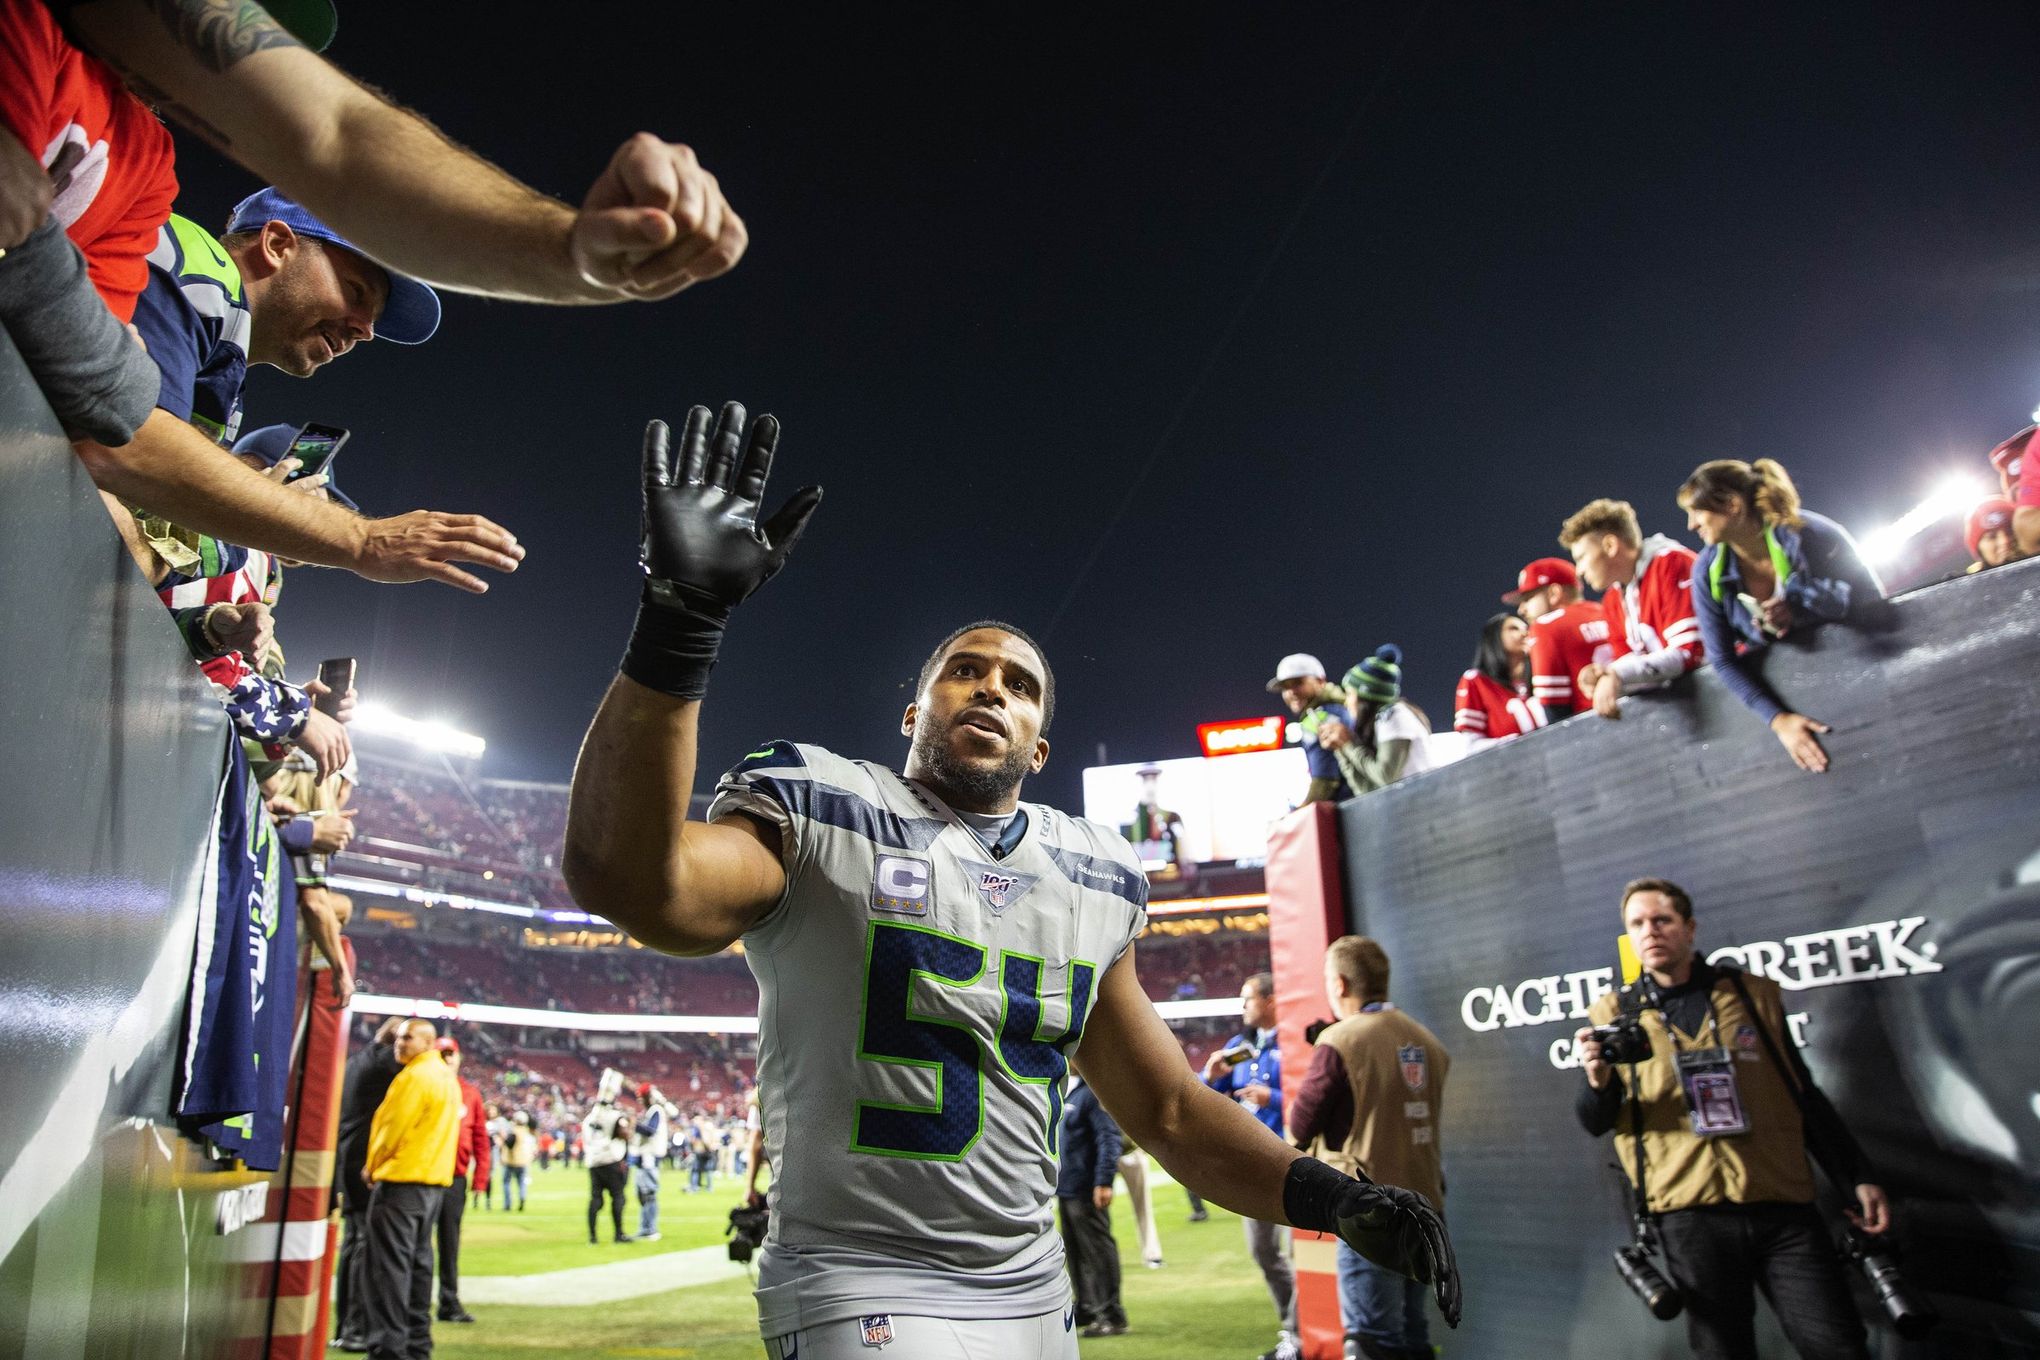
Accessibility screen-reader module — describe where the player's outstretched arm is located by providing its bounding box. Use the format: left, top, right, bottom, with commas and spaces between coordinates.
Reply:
67, 0, 744, 304
564, 406, 821, 957
1078, 948, 1463, 1327
1077, 945, 1300, 1220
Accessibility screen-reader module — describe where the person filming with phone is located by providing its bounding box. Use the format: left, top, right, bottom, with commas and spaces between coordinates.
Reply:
1573, 878, 1919, 1360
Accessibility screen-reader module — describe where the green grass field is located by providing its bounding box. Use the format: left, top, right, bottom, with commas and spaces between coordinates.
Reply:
426, 1164, 1292, 1358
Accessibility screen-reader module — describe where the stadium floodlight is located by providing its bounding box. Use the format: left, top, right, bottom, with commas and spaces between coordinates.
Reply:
1856, 473, 1992, 568
349, 700, 487, 759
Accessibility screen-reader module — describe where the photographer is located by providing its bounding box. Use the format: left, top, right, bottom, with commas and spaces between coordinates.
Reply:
581, 1082, 634, 1244
1574, 878, 1889, 1360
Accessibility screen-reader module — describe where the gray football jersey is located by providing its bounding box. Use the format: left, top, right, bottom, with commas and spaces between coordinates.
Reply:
708, 740, 1148, 1331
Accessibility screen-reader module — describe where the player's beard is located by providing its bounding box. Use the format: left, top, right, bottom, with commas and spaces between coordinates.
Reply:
911, 718, 1033, 811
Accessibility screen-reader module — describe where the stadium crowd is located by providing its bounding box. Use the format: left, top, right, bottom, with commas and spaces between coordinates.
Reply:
355, 931, 759, 1015
357, 914, 1257, 1016
344, 762, 578, 909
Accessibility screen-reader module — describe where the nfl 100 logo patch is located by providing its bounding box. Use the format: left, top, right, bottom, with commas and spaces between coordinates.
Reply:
859, 1314, 895, 1347
1399, 1043, 1428, 1092
958, 858, 1038, 916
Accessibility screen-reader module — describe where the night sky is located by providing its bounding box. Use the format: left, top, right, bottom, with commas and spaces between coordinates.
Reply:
171, 2, 2040, 806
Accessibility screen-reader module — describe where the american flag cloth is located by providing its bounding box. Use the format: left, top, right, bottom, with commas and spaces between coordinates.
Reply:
156, 536, 307, 749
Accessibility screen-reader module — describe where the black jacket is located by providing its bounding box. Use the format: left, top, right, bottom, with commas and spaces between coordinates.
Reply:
336, 1039, 402, 1206
1057, 1079, 1124, 1199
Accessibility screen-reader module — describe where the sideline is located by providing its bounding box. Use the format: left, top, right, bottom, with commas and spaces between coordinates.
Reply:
459, 1243, 750, 1306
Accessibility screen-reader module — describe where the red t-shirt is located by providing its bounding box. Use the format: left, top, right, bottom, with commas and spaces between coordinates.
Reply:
0, 0, 178, 320
1526, 599, 1610, 717
1454, 669, 1546, 739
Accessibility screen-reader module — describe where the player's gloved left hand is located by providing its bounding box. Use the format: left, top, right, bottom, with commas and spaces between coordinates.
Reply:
621, 401, 822, 698
1284, 1155, 1462, 1327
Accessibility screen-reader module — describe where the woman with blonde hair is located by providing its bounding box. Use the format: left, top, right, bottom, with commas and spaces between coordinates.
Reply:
1677, 458, 1883, 774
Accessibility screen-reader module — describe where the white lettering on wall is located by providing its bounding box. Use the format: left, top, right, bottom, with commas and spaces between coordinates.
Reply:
1458, 917, 1941, 1044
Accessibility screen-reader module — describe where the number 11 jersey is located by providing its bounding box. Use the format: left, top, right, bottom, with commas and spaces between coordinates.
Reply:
708, 740, 1149, 1334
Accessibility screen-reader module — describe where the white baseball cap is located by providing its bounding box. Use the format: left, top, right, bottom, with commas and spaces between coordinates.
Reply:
1265, 652, 1326, 692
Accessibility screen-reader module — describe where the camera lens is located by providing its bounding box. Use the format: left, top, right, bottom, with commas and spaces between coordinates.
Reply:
1613, 1246, 1684, 1320
1853, 1244, 1937, 1338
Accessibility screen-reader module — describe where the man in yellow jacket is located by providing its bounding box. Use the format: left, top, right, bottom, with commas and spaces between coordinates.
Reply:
362, 1019, 463, 1360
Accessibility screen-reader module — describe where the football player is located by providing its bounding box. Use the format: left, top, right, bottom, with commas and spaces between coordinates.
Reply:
564, 404, 1460, 1359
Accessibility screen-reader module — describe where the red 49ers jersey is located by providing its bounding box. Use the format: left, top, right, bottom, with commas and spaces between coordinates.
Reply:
1454, 669, 1547, 739
1604, 538, 1703, 672
0, 0, 179, 321
1527, 600, 1609, 717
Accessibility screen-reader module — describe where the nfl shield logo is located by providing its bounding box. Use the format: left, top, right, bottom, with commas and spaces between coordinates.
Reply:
859, 1314, 894, 1347
1734, 1023, 1759, 1050
1398, 1044, 1427, 1092
960, 859, 1038, 915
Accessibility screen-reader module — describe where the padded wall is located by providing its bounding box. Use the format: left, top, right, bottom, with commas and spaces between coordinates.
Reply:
0, 333, 246, 1358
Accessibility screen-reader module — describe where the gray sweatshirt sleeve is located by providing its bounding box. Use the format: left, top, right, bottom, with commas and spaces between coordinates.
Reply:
0, 218, 161, 445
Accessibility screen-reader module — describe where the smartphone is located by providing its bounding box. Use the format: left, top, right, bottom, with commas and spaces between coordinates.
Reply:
287, 422, 350, 483
315, 657, 356, 718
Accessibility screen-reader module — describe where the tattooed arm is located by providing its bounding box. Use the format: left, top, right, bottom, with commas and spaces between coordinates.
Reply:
63, 0, 746, 303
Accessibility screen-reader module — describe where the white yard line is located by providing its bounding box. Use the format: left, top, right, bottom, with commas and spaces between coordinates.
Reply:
460, 1244, 749, 1306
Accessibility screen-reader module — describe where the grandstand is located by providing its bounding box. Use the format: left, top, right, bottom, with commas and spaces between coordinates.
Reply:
338, 743, 1273, 1119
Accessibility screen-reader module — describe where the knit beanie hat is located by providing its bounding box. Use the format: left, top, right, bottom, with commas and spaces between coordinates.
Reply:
1965, 498, 2015, 561
1342, 644, 1403, 706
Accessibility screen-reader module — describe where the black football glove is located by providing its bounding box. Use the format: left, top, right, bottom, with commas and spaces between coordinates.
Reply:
620, 402, 822, 697
1285, 1156, 1462, 1327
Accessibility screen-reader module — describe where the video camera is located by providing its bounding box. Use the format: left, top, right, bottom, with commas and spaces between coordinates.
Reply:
726, 1200, 769, 1264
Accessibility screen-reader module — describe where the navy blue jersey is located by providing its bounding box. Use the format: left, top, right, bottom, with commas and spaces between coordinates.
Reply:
131, 213, 251, 443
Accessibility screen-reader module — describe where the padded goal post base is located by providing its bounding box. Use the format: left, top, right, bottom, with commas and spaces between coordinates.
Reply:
1264, 802, 1347, 1360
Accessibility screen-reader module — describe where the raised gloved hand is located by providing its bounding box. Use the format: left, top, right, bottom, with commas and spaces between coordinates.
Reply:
1284, 1155, 1462, 1327
620, 402, 822, 698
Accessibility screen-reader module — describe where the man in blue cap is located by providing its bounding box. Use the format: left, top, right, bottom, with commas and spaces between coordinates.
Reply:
106, 184, 523, 594
132, 187, 441, 445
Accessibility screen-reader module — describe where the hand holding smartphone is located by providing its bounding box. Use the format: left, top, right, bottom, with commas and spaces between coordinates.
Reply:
287, 423, 350, 483
315, 657, 356, 719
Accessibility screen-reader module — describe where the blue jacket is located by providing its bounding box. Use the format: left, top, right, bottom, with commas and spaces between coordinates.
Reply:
1207, 1027, 1284, 1135
1691, 510, 1884, 724
1057, 1080, 1123, 1198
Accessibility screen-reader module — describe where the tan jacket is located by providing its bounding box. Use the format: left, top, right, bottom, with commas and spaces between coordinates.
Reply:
1309, 1007, 1450, 1211
503, 1125, 537, 1169
1589, 971, 1814, 1212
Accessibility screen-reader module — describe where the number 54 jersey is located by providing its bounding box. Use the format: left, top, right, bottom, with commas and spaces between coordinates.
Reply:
709, 741, 1149, 1332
